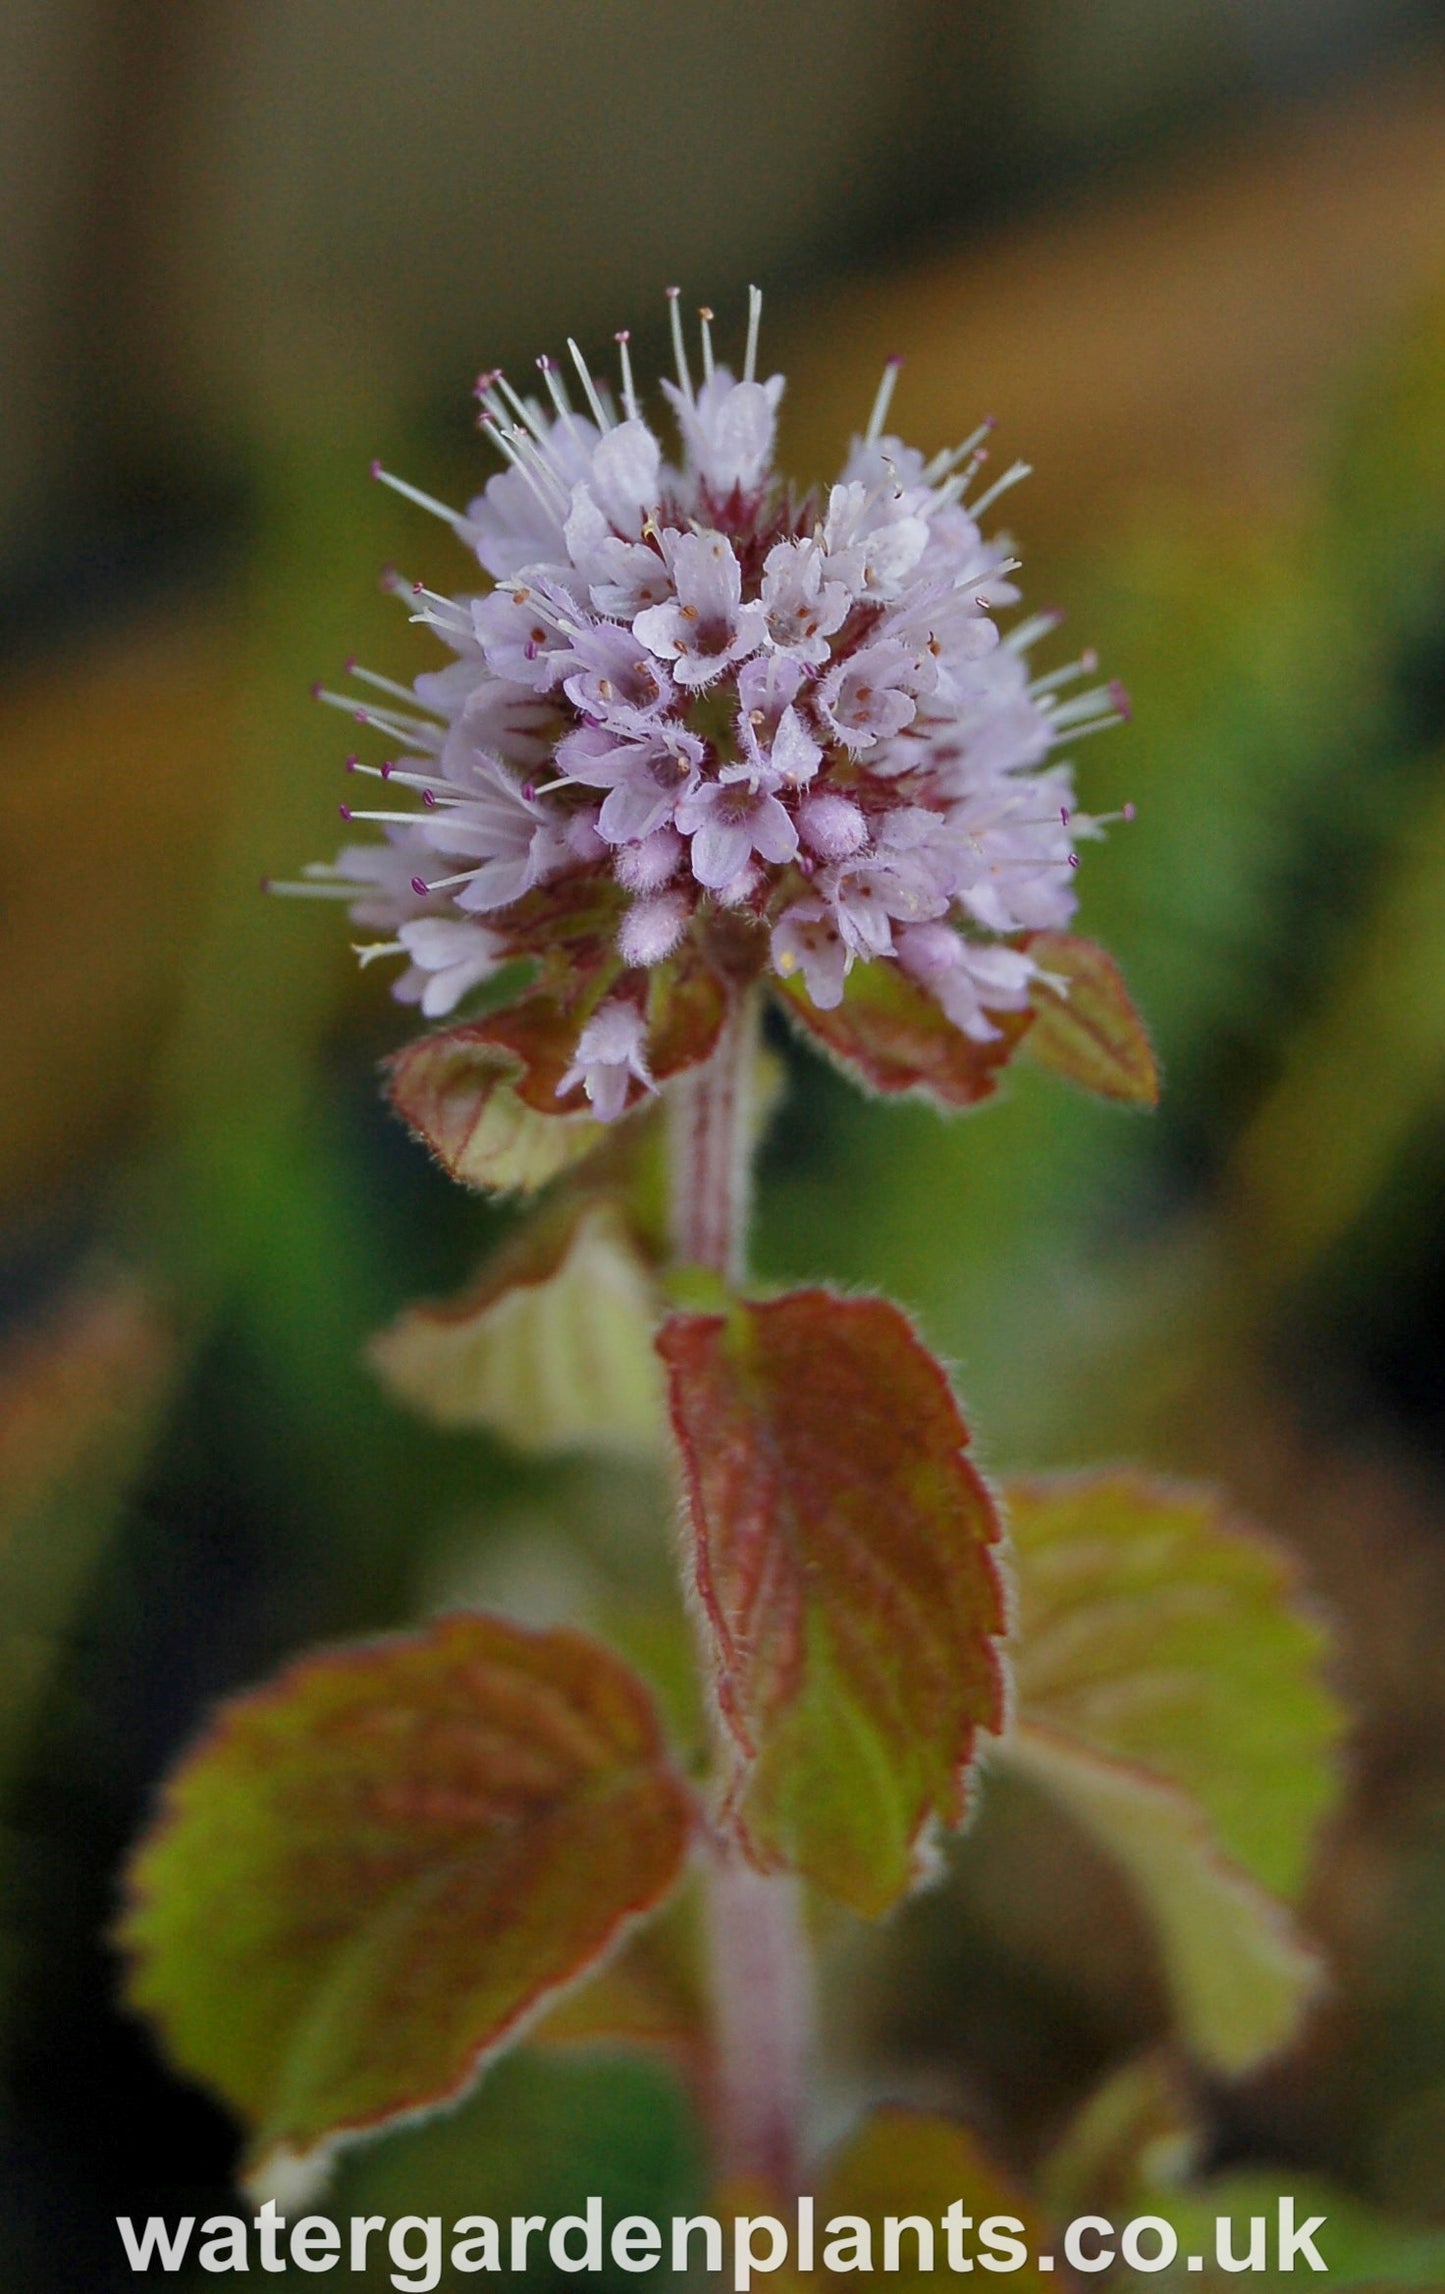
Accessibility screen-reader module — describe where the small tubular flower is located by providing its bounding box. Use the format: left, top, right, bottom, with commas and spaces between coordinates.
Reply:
280, 288, 1129, 1117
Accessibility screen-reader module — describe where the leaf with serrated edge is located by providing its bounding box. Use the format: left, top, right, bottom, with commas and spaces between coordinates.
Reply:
367, 1201, 665, 1456
1006, 1473, 1341, 1897
1003, 1472, 1344, 2071
813, 2107, 1057, 2291
120, 1615, 693, 2184
385, 999, 606, 1193
1010, 1728, 1321, 2075
658, 1291, 1006, 1915
1021, 931, 1159, 1105
774, 962, 1029, 1108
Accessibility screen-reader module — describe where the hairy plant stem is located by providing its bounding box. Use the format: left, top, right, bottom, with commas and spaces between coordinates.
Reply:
667, 991, 815, 2197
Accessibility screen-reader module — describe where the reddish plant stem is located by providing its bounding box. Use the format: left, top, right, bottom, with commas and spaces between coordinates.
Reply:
667, 992, 814, 2197
666, 992, 756, 1288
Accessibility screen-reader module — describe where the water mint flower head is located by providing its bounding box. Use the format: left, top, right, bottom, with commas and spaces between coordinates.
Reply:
274, 288, 1129, 1122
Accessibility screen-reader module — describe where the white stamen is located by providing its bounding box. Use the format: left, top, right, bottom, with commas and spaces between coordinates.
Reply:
345, 761, 441, 792
567, 338, 611, 430
353, 939, 405, 967
968, 459, 1032, 519
922, 421, 994, 485
615, 330, 639, 423
412, 870, 476, 895
865, 357, 903, 446
345, 662, 440, 712
743, 285, 762, 386
371, 465, 474, 539
1043, 684, 1116, 728
341, 807, 455, 826
489, 371, 551, 447
1004, 610, 1065, 654
407, 588, 474, 642
1048, 711, 1127, 745
698, 305, 715, 384
314, 690, 444, 750
665, 286, 694, 403
1029, 651, 1097, 698
479, 419, 568, 527
536, 354, 582, 445
500, 422, 571, 510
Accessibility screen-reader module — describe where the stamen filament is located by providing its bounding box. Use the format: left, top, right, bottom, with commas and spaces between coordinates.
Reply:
345, 662, 439, 712
865, 357, 903, 446
567, 338, 611, 430
743, 285, 762, 386
370, 464, 473, 538
968, 459, 1032, 519
666, 286, 694, 403
615, 330, 639, 422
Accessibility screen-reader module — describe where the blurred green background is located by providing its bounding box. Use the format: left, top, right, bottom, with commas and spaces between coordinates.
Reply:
5, 3, 1445, 2285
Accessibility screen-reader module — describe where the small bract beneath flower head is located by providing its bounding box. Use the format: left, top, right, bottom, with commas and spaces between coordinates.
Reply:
278, 288, 1129, 1113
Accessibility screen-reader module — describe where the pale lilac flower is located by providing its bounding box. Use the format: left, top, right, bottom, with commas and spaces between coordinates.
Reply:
287, 286, 1129, 1110
394, 918, 504, 1018
633, 531, 766, 690
730, 655, 822, 789
675, 777, 798, 890
897, 923, 1035, 1042
821, 480, 930, 602
663, 341, 784, 495
771, 900, 848, 1008
557, 1000, 653, 1122
760, 539, 850, 666
817, 641, 922, 753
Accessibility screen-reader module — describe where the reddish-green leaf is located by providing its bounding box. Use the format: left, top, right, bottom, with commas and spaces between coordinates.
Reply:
774, 962, 1029, 1108
385, 998, 607, 1192
120, 1615, 694, 2183
1021, 932, 1159, 1105
657, 1291, 1007, 1915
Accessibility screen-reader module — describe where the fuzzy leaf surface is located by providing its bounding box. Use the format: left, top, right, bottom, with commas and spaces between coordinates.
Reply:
1004, 1472, 1343, 2070
367, 1200, 664, 1456
1021, 932, 1159, 1105
775, 962, 1029, 1108
658, 1291, 1007, 1915
385, 998, 606, 1193
120, 1615, 693, 2181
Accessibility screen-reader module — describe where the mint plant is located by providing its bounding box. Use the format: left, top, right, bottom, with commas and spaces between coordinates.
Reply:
120, 291, 1342, 2233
